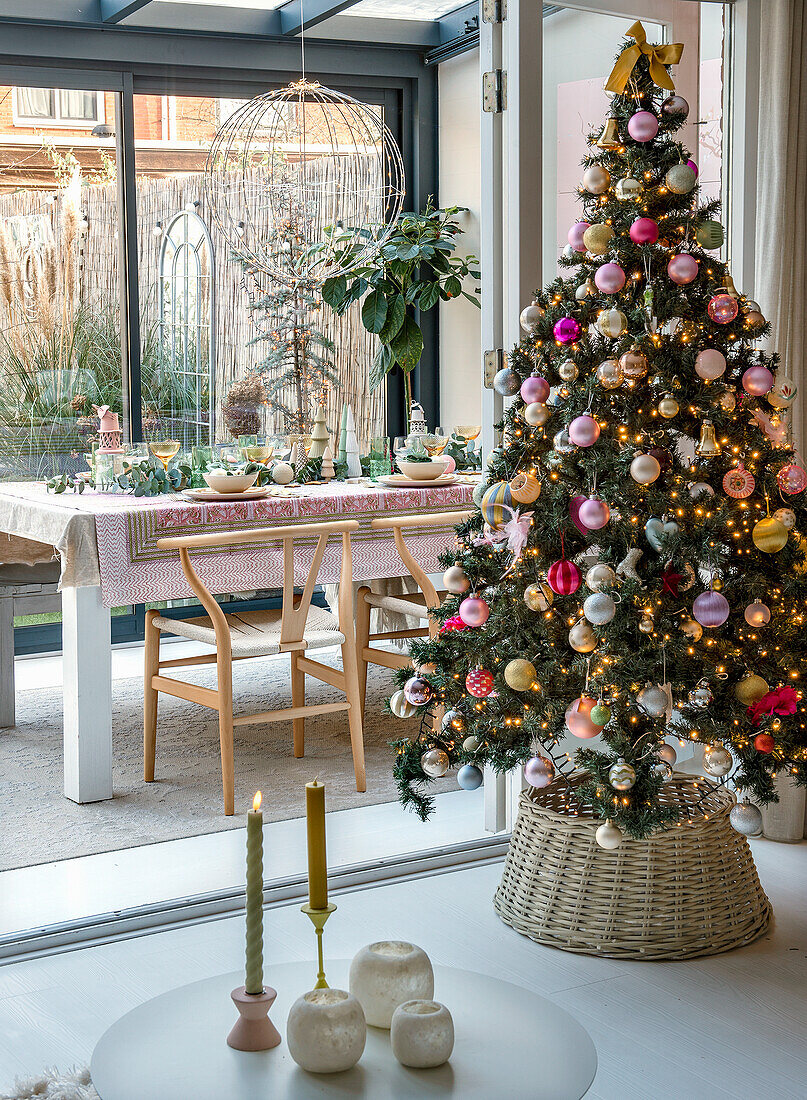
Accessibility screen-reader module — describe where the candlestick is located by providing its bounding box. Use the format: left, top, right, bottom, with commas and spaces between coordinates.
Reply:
305, 779, 328, 910
301, 901, 337, 989
245, 791, 264, 996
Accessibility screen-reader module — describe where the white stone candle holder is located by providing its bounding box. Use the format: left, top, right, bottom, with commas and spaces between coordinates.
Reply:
286, 988, 366, 1074
391, 999, 454, 1068
349, 941, 434, 1029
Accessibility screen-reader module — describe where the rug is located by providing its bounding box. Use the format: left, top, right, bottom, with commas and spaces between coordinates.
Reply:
2, 1066, 97, 1100
1, 653, 410, 872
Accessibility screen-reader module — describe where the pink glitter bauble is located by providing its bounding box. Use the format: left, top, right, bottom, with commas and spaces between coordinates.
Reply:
777, 464, 807, 495
565, 696, 601, 739
524, 755, 555, 788
578, 496, 610, 531
694, 348, 726, 380
567, 221, 590, 251
708, 293, 739, 324
594, 262, 626, 294
554, 316, 581, 344
693, 590, 730, 628
742, 365, 774, 396
520, 375, 550, 404
568, 414, 600, 447
627, 110, 659, 142
667, 254, 699, 285
687, 159, 698, 177
458, 595, 490, 628
629, 217, 659, 244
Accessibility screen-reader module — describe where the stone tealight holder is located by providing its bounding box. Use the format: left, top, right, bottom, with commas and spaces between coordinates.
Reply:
227, 985, 282, 1052
391, 999, 455, 1068
286, 988, 366, 1073
349, 941, 434, 1029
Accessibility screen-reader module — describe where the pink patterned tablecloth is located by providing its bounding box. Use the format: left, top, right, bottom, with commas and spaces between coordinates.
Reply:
0, 481, 474, 607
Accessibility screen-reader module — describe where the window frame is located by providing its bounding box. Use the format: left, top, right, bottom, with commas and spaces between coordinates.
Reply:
12, 85, 105, 128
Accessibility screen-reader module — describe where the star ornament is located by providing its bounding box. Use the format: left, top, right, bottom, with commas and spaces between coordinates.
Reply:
661, 565, 684, 597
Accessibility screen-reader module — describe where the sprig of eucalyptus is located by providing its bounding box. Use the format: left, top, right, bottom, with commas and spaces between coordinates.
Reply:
46, 473, 90, 494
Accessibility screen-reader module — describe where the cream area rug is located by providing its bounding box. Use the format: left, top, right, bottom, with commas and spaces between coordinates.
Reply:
1, 653, 408, 872
3, 1067, 98, 1100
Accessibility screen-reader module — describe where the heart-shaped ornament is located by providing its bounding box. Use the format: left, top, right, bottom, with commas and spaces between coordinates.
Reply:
644, 517, 679, 552
569, 495, 588, 535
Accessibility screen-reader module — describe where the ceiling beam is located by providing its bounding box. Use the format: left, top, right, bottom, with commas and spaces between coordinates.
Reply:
99, 0, 153, 22
279, 0, 364, 37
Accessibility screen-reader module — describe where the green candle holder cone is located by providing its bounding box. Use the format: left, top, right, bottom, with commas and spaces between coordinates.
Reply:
301, 902, 337, 989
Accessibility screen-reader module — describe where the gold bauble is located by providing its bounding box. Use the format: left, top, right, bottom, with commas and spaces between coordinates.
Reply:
582, 164, 610, 195
752, 515, 788, 553
596, 308, 628, 338
638, 615, 654, 634
734, 673, 769, 706
596, 358, 622, 389
569, 619, 597, 653
524, 582, 553, 611
619, 346, 648, 380
658, 393, 680, 418
717, 389, 736, 412
504, 658, 537, 692
745, 309, 766, 329
711, 576, 723, 591
680, 617, 703, 642
665, 163, 697, 195
509, 471, 541, 503
582, 223, 614, 255
524, 402, 551, 427
558, 358, 578, 381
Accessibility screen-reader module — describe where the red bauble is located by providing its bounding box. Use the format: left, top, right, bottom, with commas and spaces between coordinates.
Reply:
754, 733, 775, 753
547, 557, 582, 595
466, 668, 494, 698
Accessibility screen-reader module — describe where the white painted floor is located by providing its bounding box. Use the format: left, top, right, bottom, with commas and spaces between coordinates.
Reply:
1, 838, 805, 1099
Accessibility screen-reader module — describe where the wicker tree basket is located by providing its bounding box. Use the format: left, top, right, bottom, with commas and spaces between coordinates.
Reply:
494, 774, 772, 960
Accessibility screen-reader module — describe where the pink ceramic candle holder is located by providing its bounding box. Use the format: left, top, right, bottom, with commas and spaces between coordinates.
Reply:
227, 985, 282, 1051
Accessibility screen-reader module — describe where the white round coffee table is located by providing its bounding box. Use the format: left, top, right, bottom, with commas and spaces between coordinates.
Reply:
91, 960, 597, 1099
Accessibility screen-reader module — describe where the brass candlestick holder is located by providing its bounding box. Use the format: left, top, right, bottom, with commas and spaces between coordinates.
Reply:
301, 901, 337, 989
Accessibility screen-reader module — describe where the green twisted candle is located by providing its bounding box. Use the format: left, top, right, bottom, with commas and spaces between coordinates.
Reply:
245, 792, 264, 995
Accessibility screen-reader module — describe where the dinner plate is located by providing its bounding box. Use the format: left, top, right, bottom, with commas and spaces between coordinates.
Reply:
182, 486, 271, 502
378, 473, 458, 489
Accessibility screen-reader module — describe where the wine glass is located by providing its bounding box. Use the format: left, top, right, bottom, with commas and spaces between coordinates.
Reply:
454, 425, 482, 444
423, 428, 448, 456
243, 435, 273, 463
148, 439, 181, 472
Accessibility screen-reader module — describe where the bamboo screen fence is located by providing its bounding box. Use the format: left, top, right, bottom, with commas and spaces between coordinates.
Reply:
0, 170, 385, 450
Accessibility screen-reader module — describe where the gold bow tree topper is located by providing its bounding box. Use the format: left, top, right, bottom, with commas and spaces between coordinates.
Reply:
605, 21, 684, 95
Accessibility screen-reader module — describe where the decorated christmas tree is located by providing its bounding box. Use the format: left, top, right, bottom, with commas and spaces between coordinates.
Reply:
391, 23, 807, 846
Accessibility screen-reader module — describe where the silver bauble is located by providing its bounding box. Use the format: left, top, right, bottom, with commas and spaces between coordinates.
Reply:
661, 94, 689, 117
652, 760, 674, 783
520, 302, 545, 333
552, 429, 575, 454
586, 563, 617, 590
583, 592, 616, 625
390, 689, 418, 719
609, 758, 636, 790
562, 243, 576, 260
658, 393, 680, 418
442, 708, 464, 732
665, 163, 697, 194
443, 565, 470, 594
575, 278, 597, 301
615, 176, 642, 201
630, 453, 662, 485
703, 742, 733, 777
558, 358, 579, 382
493, 366, 521, 396
582, 164, 611, 194
421, 748, 450, 778
638, 614, 654, 634
688, 682, 713, 708
596, 308, 628, 338
524, 582, 553, 611
462, 734, 480, 752
596, 358, 623, 390
637, 684, 668, 717
729, 803, 763, 837
658, 743, 677, 766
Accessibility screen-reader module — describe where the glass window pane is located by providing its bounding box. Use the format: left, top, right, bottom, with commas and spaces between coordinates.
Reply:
0, 87, 122, 482
16, 87, 55, 119
58, 90, 99, 122
698, 4, 725, 206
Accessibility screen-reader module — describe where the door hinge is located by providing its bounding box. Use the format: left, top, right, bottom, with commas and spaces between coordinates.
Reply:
482, 70, 507, 114
482, 0, 506, 24
483, 349, 505, 388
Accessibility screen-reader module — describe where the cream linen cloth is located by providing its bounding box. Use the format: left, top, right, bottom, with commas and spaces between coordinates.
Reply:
0, 487, 100, 587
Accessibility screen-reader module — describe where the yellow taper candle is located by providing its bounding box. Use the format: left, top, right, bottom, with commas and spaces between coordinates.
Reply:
306, 779, 328, 910
244, 791, 264, 996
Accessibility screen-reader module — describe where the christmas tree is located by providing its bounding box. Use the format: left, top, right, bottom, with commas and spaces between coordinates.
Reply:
391, 23, 807, 845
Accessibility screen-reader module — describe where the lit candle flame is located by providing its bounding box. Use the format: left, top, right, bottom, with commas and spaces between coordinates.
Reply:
253, 791, 262, 813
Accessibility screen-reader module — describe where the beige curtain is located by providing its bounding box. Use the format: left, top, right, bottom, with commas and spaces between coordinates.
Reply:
755, 0, 807, 453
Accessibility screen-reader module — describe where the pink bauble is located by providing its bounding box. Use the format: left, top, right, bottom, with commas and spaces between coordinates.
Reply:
693, 590, 730, 628
777, 463, 807, 495
565, 696, 601, 739
629, 217, 659, 245
667, 254, 699, 285
458, 595, 490, 628
687, 159, 698, 177
403, 676, 432, 706
627, 110, 659, 142
594, 263, 626, 294
520, 375, 550, 404
708, 293, 739, 324
694, 348, 726, 380
442, 455, 456, 474
466, 668, 494, 698
567, 221, 590, 251
554, 316, 582, 344
568, 415, 601, 447
578, 496, 610, 531
547, 557, 582, 596
524, 755, 555, 788
742, 365, 774, 396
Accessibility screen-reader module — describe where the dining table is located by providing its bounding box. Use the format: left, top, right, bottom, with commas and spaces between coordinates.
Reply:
0, 477, 475, 804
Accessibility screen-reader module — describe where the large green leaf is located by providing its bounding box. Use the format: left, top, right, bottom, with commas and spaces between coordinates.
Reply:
361, 289, 388, 334
370, 343, 393, 391
390, 315, 423, 374
418, 282, 440, 311
321, 275, 347, 308
444, 275, 462, 299
379, 293, 405, 341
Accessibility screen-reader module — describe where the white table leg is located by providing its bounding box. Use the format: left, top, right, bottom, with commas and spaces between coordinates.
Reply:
62, 584, 112, 803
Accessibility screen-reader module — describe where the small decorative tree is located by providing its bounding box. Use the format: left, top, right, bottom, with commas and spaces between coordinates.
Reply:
308, 400, 331, 459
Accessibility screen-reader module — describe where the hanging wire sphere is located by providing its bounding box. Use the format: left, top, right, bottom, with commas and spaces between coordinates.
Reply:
205, 80, 406, 287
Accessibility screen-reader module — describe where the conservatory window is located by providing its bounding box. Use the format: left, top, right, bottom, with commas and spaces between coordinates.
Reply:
13, 88, 104, 127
